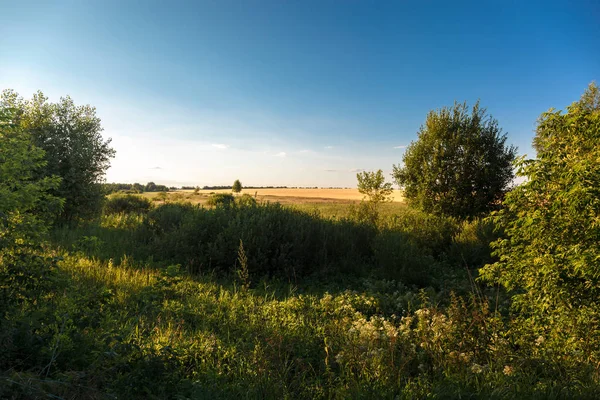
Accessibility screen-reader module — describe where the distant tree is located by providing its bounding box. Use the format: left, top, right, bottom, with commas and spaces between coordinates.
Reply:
479, 83, 600, 359
145, 182, 157, 192
393, 101, 516, 218
232, 179, 242, 194
1, 90, 115, 222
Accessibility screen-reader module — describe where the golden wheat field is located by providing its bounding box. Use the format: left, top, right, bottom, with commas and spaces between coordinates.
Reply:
184, 188, 404, 203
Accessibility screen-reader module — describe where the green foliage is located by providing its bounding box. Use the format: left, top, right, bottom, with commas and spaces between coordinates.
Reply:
206, 192, 235, 207
232, 179, 242, 193
353, 169, 394, 224
140, 202, 374, 278
0, 106, 62, 248
393, 101, 517, 218
144, 181, 170, 192
480, 83, 600, 366
3, 251, 598, 399
357, 169, 393, 204
1, 89, 115, 223
0, 106, 63, 377
104, 194, 153, 215
154, 191, 168, 202
236, 193, 257, 207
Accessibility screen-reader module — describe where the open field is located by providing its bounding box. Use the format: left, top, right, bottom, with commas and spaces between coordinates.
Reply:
139, 188, 406, 218
186, 188, 404, 202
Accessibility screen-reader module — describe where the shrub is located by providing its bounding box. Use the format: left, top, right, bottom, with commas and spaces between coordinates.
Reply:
154, 191, 168, 202
142, 202, 374, 278
206, 193, 235, 207
103, 194, 152, 215
236, 193, 257, 207
480, 82, 600, 368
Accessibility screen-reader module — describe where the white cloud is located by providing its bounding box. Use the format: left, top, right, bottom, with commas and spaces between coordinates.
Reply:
393, 145, 407, 149
349, 168, 365, 173
212, 143, 229, 149
274, 151, 287, 158
324, 146, 333, 149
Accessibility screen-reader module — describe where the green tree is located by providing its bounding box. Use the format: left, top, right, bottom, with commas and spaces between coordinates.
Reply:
393, 101, 516, 218
232, 179, 242, 194
0, 106, 62, 248
352, 170, 393, 224
357, 169, 393, 204
1, 90, 115, 222
1, 104, 63, 315
479, 83, 600, 361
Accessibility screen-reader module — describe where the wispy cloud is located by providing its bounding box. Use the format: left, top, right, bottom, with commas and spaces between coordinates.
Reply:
349, 168, 365, 173
274, 151, 287, 158
149, 166, 163, 170
212, 143, 229, 149
393, 145, 407, 149
324, 146, 333, 149
324, 169, 338, 172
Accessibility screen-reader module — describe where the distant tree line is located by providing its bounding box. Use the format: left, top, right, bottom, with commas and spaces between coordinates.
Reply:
103, 182, 170, 194
201, 185, 290, 190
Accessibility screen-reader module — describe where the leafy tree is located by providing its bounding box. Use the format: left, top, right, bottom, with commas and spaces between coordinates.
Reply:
393, 101, 516, 218
145, 182, 157, 192
1, 90, 115, 222
479, 83, 600, 360
357, 170, 393, 204
232, 179, 242, 194
352, 170, 393, 224
0, 106, 62, 248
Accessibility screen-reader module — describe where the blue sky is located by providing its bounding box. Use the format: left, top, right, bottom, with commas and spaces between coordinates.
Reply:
1, 0, 598, 187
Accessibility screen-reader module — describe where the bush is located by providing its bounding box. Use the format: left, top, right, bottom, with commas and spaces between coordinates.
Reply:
236, 193, 257, 207
480, 82, 600, 368
103, 194, 152, 215
206, 193, 235, 207
141, 202, 374, 278
380, 208, 459, 256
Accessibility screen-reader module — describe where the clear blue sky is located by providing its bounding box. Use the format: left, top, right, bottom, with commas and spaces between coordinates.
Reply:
1, 0, 598, 187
